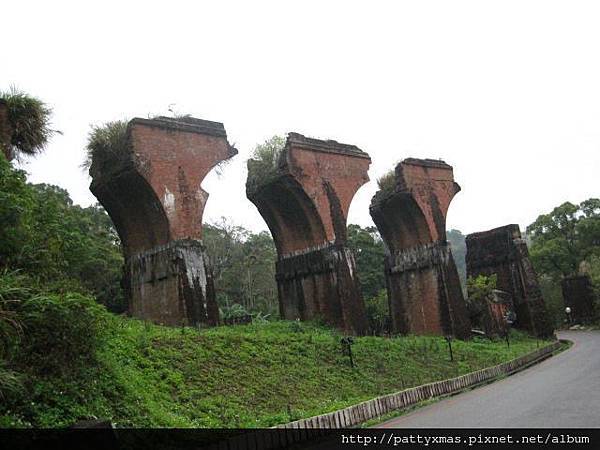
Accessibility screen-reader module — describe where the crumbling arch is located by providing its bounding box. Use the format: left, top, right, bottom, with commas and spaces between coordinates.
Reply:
250, 175, 328, 256
91, 170, 171, 256
371, 192, 433, 253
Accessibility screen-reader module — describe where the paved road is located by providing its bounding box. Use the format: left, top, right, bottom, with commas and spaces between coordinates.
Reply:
377, 331, 600, 428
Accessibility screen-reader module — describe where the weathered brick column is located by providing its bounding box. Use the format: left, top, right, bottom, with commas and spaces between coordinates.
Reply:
246, 133, 370, 335
466, 225, 554, 338
0, 99, 12, 161
369, 159, 471, 338
89, 116, 237, 326
561, 274, 596, 323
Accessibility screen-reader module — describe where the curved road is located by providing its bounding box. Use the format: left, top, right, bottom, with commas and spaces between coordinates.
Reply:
377, 331, 600, 428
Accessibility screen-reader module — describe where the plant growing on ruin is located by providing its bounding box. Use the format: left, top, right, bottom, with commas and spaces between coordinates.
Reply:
466, 274, 497, 327
0, 87, 57, 160
219, 303, 249, 320
364, 289, 390, 336
246, 135, 285, 192
376, 169, 396, 196
83, 120, 129, 171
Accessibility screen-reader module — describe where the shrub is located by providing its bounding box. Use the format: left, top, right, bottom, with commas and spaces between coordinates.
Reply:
0, 271, 108, 377
246, 135, 285, 193
365, 289, 390, 335
376, 169, 396, 195
18, 292, 107, 375
466, 274, 497, 327
220, 303, 250, 320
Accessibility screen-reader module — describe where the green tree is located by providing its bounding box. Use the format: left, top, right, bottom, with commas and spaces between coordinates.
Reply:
364, 289, 390, 335
204, 218, 277, 316
347, 224, 386, 300
0, 158, 125, 312
527, 199, 600, 278
527, 198, 600, 326
0, 159, 35, 268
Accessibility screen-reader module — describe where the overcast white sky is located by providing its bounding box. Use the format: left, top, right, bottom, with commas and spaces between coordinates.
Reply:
4, 1, 600, 235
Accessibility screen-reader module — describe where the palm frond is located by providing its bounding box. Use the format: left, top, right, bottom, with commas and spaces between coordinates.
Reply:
0, 87, 57, 157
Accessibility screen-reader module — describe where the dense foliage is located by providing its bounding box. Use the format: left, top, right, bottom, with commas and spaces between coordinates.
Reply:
347, 224, 386, 300
0, 270, 107, 408
527, 199, 600, 279
203, 218, 278, 317
527, 199, 600, 326
0, 155, 125, 312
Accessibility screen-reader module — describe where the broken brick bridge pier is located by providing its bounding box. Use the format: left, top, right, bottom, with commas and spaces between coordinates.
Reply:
89, 116, 237, 327
246, 133, 370, 335
369, 158, 471, 339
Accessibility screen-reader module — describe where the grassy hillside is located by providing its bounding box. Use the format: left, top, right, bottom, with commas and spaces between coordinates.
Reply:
1, 312, 548, 428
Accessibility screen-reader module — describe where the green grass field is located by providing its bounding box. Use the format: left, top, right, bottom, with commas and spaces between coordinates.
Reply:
1, 316, 549, 428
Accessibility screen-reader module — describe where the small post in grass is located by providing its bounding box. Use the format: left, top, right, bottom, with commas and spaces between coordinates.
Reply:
444, 335, 454, 362
503, 309, 515, 350
340, 336, 355, 368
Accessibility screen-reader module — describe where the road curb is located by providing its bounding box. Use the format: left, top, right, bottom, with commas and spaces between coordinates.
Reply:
206, 341, 563, 449
277, 340, 562, 432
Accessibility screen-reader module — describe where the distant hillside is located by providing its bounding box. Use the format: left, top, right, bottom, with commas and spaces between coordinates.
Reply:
447, 229, 467, 290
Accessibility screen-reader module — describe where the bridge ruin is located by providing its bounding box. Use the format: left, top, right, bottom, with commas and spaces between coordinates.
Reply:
466, 224, 554, 337
246, 133, 370, 335
369, 159, 471, 338
89, 116, 237, 327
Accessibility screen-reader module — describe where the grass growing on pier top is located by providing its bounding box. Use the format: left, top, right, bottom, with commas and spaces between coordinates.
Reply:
83, 120, 129, 172
246, 135, 285, 193
0, 308, 548, 428
376, 169, 396, 196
